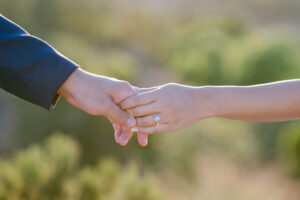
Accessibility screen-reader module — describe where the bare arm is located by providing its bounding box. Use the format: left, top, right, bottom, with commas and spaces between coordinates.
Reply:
120, 80, 300, 135
211, 79, 300, 121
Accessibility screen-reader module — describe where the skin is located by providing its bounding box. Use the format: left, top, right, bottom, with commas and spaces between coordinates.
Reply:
119, 80, 300, 143
58, 68, 149, 146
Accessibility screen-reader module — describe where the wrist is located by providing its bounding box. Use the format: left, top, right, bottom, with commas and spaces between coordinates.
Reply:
192, 86, 219, 119
58, 68, 85, 101
206, 86, 228, 118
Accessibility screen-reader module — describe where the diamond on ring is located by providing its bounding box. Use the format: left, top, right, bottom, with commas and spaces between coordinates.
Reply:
154, 114, 161, 123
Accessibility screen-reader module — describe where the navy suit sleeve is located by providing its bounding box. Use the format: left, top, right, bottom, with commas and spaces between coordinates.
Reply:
0, 15, 78, 110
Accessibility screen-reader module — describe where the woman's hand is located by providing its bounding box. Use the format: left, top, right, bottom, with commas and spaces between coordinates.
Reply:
114, 87, 156, 147
120, 83, 214, 134
118, 79, 300, 142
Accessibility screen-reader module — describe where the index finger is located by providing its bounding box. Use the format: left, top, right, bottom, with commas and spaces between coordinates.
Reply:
120, 90, 157, 110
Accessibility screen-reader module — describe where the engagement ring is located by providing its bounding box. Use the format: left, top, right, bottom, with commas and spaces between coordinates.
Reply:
153, 114, 161, 125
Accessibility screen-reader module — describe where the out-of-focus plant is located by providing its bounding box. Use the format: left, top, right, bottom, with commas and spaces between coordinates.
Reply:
0, 133, 163, 200
159, 20, 236, 85
148, 119, 259, 180
2, 0, 300, 186
48, 32, 138, 81
277, 122, 300, 177
159, 19, 300, 85
240, 37, 300, 84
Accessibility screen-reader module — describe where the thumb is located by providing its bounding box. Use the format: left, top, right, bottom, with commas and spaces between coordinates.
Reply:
106, 101, 136, 127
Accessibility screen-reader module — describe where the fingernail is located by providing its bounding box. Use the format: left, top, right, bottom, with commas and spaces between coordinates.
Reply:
131, 128, 138, 132
127, 116, 136, 127
138, 133, 148, 147
119, 134, 128, 146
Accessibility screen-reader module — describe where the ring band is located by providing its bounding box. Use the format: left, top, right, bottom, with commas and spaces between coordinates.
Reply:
153, 114, 161, 125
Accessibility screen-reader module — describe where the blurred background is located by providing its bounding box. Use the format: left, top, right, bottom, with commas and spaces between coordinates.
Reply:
1, 0, 300, 199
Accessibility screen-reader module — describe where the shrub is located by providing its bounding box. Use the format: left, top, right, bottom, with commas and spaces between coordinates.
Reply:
159, 21, 235, 85
159, 19, 300, 86
0, 133, 163, 200
277, 122, 300, 177
240, 38, 300, 84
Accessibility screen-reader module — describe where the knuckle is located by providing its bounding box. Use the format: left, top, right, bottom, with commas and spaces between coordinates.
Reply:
113, 80, 133, 96
119, 81, 131, 90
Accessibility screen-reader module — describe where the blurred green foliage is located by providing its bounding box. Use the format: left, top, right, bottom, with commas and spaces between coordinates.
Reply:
277, 123, 300, 177
0, 1, 300, 198
159, 19, 300, 85
0, 133, 163, 200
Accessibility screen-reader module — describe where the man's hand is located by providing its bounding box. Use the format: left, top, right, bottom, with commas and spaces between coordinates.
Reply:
58, 68, 149, 147
58, 68, 136, 125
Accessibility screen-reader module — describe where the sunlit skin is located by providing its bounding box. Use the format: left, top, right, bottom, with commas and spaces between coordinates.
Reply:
58, 68, 150, 147
119, 80, 300, 145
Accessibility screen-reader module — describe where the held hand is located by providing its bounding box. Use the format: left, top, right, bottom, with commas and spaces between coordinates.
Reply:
58, 69, 148, 146
120, 83, 214, 134
114, 87, 156, 147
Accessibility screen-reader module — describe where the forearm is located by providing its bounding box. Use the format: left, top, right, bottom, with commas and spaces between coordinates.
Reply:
202, 80, 300, 122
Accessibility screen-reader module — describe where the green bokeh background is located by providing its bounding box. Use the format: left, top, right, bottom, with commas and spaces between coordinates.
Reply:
0, 0, 300, 199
